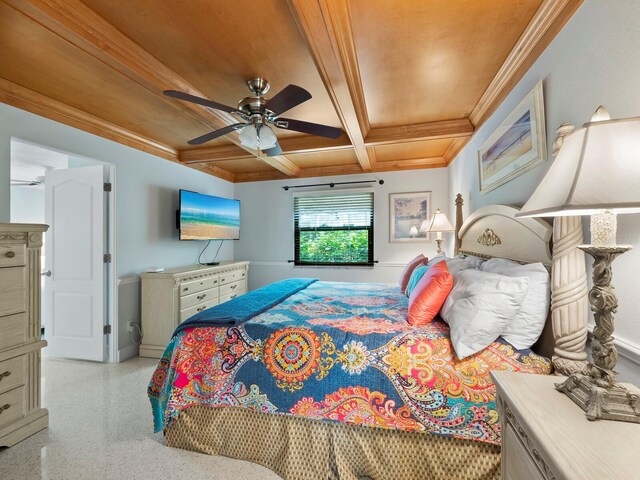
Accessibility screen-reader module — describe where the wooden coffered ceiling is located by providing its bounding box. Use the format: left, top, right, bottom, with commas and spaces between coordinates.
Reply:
0, 0, 583, 183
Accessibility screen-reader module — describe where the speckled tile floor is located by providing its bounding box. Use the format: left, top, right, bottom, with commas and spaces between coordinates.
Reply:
0, 357, 282, 480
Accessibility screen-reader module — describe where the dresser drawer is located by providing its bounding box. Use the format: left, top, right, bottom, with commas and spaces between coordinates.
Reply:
181, 287, 219, 310
219, 269, 246, 286
0, 385, 26, 430
0, 267, 27, 317
180, 276, 219, 297
503, 423, 545, 480
0, 313, 27, 352
179, 298, 220, 323
0, 244, 26, 268
220, 289, 245, 304
220, 280, 245, 297
0, 355, 26, 395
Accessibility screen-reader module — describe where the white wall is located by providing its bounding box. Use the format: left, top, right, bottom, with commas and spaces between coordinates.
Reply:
0, 103, 235, 359
235, 168, 449, 290
447, 0, 640, 381
10, 185, 44, 224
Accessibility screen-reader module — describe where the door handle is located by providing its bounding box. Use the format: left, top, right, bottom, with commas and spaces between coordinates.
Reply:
41, 270, 52, 277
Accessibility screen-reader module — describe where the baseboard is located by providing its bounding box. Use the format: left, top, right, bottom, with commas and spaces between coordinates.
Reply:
616, 334, 640, 367
117, 343, 139, 362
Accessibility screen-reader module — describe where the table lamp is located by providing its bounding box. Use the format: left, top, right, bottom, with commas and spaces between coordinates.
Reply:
517, 106, 640, 423
427, 209, 454, 254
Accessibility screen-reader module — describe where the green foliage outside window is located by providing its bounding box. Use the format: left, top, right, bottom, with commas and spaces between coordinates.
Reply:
298, 230, 369, 264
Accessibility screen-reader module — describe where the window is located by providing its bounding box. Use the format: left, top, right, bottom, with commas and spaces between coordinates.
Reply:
294, 192, 374, 266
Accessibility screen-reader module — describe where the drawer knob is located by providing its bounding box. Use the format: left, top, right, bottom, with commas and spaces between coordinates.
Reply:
230, 294, 237, 299
184, 287, 189, 292
242, 273, 246, 277
197, 306, 206, 312
0, 371, 11, 382
221, 277, 226, 282
197, 294, 206, 301
0, 403, 10, 414
5, 251, 15, 258
230, 285, 236, 290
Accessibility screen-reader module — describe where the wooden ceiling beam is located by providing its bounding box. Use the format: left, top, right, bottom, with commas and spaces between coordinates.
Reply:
180, 145, 251, 164
443, 137, 471, 166
469, 0, 584, 128
0, 77, 178, 162
365, 119, 474, 146
287, 0, 372, 172
5, 0, 300, 177
180, 134, 353, 164
0, 77, 240, 182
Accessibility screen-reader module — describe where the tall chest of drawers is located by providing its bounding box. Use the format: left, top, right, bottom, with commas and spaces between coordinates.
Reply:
0, 223, 49, 447
139, 261, 249, 358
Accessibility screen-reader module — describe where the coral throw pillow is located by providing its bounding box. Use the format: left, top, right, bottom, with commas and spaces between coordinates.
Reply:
398, 254, 426, 292
408, 260, 453, 326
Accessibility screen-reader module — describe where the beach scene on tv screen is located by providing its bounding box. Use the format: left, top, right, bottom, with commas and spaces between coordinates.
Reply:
180, 191, 240, 240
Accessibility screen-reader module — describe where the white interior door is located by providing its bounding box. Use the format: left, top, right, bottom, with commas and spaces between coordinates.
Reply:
44, 165, 106, 361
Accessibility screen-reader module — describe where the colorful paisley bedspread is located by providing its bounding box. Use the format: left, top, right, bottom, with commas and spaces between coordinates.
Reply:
148, 281, 551, 445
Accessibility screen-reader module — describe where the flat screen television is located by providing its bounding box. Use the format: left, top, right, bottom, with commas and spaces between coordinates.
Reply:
178, 190, 240, 241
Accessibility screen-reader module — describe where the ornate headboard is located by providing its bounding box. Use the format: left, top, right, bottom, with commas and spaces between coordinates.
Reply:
452, 194, 589, 375
457, 204, 552, 267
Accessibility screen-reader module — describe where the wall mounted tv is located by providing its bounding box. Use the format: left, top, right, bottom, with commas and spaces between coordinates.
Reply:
178, 190, 240, 241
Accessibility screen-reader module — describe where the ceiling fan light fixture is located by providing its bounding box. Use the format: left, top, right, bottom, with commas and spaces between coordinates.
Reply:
238, 124, 278, 150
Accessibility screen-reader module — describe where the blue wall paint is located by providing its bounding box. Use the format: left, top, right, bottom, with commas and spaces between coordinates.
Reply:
447, 0, 640, 381
0, 103, 235, 355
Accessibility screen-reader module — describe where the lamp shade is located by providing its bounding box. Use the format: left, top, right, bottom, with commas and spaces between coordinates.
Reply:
239, 124, 278, 150
518, 108, 640, 218
428, 209, 454, 232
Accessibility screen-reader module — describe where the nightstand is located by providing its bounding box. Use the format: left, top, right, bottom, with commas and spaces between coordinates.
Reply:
492, 371, 640, 480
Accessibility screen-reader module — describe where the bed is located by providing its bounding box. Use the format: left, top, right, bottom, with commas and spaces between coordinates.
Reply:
148, 197, 590, 480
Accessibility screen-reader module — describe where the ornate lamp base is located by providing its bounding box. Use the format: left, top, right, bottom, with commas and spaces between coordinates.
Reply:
555, 244, 640, 423
435, 238, 443, 254
556, 374, 640, 423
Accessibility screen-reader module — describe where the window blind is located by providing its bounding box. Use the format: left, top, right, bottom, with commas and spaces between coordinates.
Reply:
294, 192, 374, 266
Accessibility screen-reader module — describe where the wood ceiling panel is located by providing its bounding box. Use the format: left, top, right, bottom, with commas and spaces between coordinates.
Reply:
372, 138, 452, 163
0, 3, 217, 149
350, 0, 543, 127
284, 149, 359, 169
211, 157, 278, 175
82, 0, 343, 137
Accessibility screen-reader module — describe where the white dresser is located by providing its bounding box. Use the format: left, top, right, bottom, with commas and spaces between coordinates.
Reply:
492, 370, 640, 480
0, 223, 48, 447
139, 261, 249, 358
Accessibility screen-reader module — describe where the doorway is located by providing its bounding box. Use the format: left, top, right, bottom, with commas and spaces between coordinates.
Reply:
9, 139, 117, 362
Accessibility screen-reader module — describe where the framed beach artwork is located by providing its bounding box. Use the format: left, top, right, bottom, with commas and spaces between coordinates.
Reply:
389, 191, 432, 243
478, 81, 547, 194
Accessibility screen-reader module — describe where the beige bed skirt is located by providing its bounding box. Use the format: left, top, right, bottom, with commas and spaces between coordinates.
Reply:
166, 406, 500, 480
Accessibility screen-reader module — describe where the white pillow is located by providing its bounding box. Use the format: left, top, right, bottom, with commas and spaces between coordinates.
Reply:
445, 254, 485, 275
480, 258, 550, 350
440, 269, 529, 359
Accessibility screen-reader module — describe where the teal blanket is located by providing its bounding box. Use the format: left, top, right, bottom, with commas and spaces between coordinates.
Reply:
174, 277, 318, 334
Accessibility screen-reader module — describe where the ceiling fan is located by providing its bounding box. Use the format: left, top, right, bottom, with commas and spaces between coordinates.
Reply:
164, 78, 343, 156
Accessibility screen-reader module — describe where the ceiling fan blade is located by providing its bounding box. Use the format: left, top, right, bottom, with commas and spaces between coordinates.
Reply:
267, 85, 312, 115
187, 123, 246, 145
264, 141, 283, 157
275, 118, 342, 139
164, 90, 238, 114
